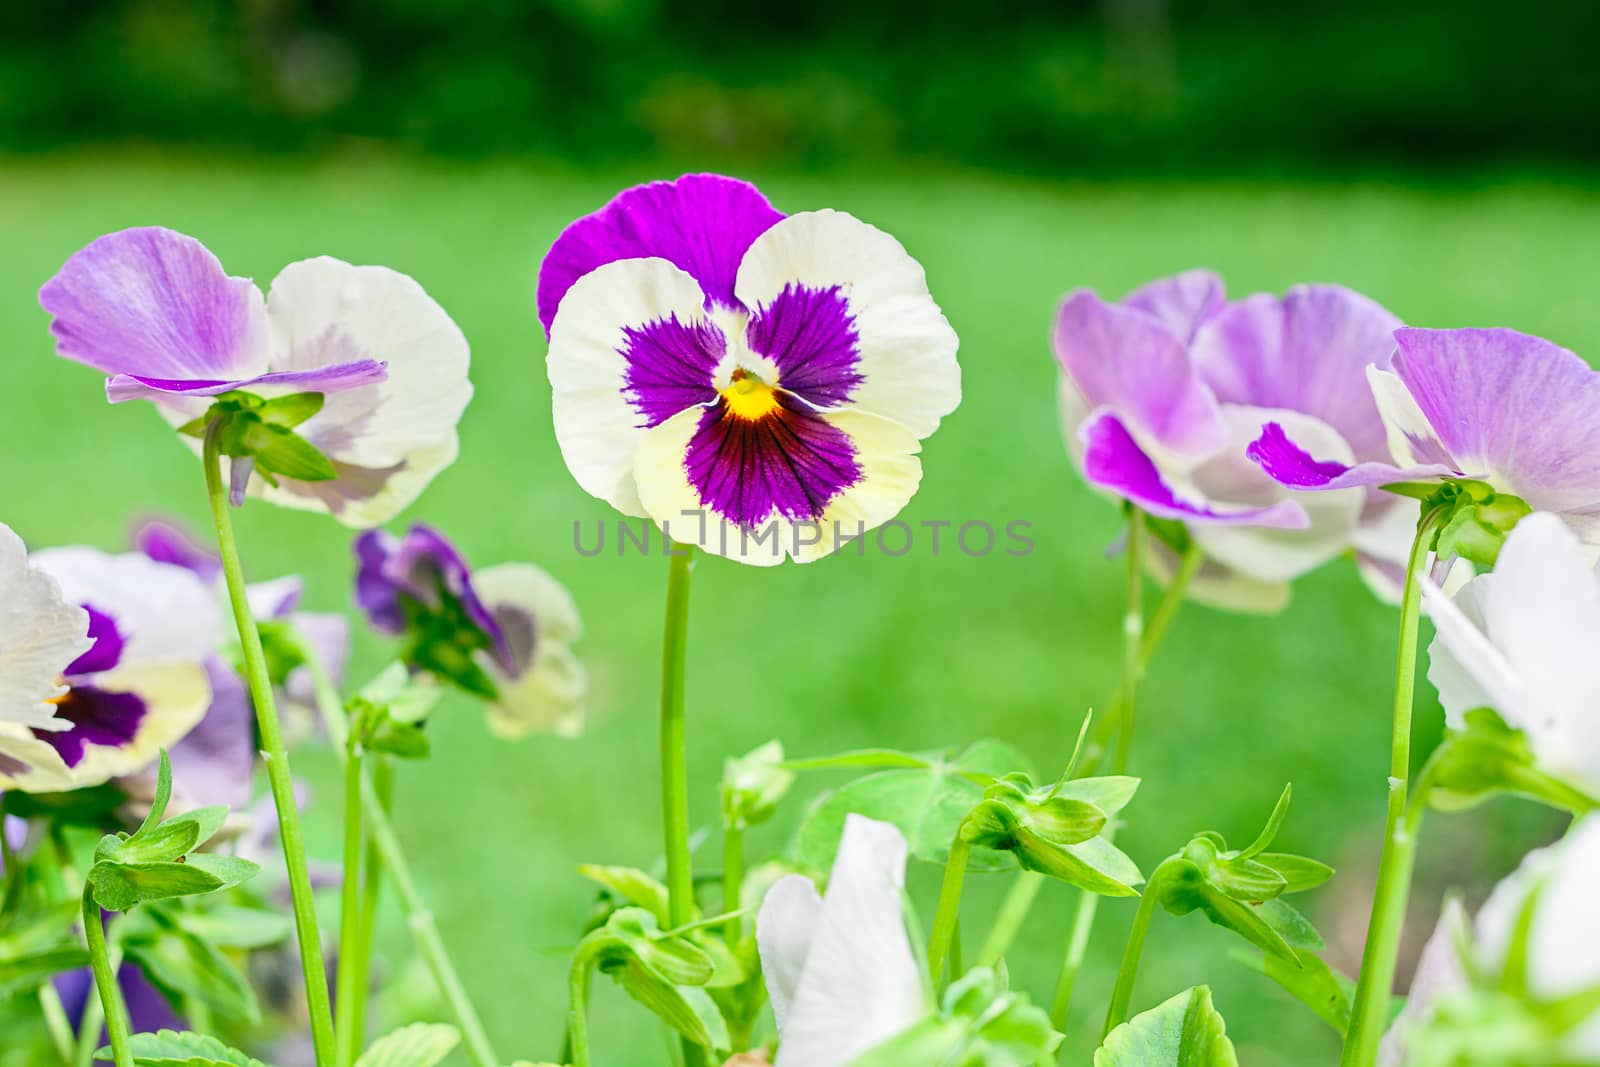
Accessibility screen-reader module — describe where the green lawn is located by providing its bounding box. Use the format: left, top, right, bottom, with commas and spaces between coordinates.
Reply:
1, 156, 1594, 1065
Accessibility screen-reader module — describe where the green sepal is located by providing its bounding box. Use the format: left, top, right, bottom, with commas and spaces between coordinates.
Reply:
855, 966, 1060, 1067
577, 864, 671, 927
721, 740, 795, 830
1155, 858, 1301, 964
1429, 708, 1599, 815
1094, 985, 1239, 1067
94, 1028, 269, 1067
181, 390, 338, 484
354, 1022, 461, 1067
581, 907, 727, 1052
1237, 783, 1292, 859
1253, 853, 1335, 893
87, 861, 234, 913
1389, 478, 1532, 566
258, 391, 325, 429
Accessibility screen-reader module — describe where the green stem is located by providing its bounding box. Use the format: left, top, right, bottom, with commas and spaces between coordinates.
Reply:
1114, 510, 1147, 773
723, 823, 744, 948
73, 940, 112, 1067
1049, 888, 1102, 1028
927, 837, 972, 984
978, 872, 1045, 968
39, 984, 76, 1065
659, 547, 704, 1067
1102, 861, 1172, 1038
299, 644, 499, 1067
201, 423, 337, 1067
567, 941, 599, 1067
81, 893, 132, 1067
351, 756, 391, 1053
1340, 514, 1440, 1067
334, 744, 367, 1067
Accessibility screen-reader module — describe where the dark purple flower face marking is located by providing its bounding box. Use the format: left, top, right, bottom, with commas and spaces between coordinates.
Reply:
747, 284, 863, 409
65, 604, 126, 677
685, 393, 862, 528
537, 174, 785, 336
33, 686, 147, 768
621, 315, 724, 427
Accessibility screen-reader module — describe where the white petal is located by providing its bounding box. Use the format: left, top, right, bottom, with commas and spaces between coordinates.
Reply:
773, 814, 926, 1067
1187, 406, 1364, 583
0, 524, 91, 729
631, 407, 922, 567
757, 875, 824, 1033
257, 258, 473, 527
31, 548, 220, 668
1528, 818, 1600, 1055
1369, 366, 1456, 470
1422, 576, 1505, 732
472, 562, 587, 739
548, 257, 715, 518
734, 210, 960, 438
1146, 538, 1291, 615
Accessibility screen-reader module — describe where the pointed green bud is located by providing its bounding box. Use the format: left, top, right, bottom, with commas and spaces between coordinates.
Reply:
721, 740, 795, 830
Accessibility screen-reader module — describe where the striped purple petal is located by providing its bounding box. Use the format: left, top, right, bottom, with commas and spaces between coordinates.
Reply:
40, 227, 270, 382
537, 174, 784, 336
1082, 412, 1309, 528
1123, 269, 1226, 344
747, 283, 863, 409
1246, 421, 1459, 490
621, 315, 724, 427
106, 357, 388, 404
65, 604, 126, 677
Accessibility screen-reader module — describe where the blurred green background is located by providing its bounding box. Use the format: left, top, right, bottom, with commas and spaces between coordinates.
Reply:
2, 2, 1597, 1064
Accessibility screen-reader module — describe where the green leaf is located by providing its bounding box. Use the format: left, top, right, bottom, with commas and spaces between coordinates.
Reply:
577, 865, 671, 926
1156, 861, 1300, 964
354, 1023, 462, 1067
97, 819, 201, 866
87, 862, 226, 913
173, 906, 293, 950
183, 853, 262, 891
125, 921, 262, 1025
1051, 776, 1141, 817
1237, 784, 1292, 859
257, 392, 325, 429
1095, 985, 1239, 1067
1430, 708, 1598, 815
363, 714, 431, 759
791, 740, 1036, 872
781, 748, 937, 772
240, 422, 337, 481
0, 947, 92, 998
1036, 833, 1143, 897
137, 751, 175, 836
95, 1029, 269, 1067
1231, 947, 1352, 1034
166, 806, 231, 850
0, 900, 81, 960
611, 963, 727, 1051
857, 967, 1059, 1066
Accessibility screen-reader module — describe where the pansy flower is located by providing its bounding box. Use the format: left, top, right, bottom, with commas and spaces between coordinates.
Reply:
1248, 328, 1600, 545
41, 227, 473, 527
1054, 272, 1414, 611
539, 174, 960, 565
756, 814, 926, 1067
1422, 512, 1600, 798
0, 545, 217, 792
355, 524, 586, 737
1380, 816, 1600, 1066
0, 521, 92, 742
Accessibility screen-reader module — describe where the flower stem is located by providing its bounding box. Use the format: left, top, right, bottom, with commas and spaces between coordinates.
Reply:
1340, 514, 1440, 1067
81, 892, 132, 1067
1114, 509, 1147, 773
567, 948, 594, 1067
39, 980, 76, 1065
927, 837, 972, 984
334, 744, 366, 1067
201, 423, 336, 1067
722, 823, 744, 948
351, 755, 390, 1051
299, 642, 499, 1067
1102, 860, 1172, 1038
978, 872, 1045, 968
1049, 886, 1102, 1027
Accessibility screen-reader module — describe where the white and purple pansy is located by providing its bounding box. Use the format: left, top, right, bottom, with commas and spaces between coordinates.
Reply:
0, 522, 92, 738
1053, 271, 1414, 611
1248, 327, 1600, 544
40, 227, 473, 527
0, 545, 218, 793
539, 174, 961, 566
355, 525, 585, 737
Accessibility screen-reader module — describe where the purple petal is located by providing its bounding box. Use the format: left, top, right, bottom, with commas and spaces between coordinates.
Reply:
1246, 421, 1459, 490
621, 315, 724, 427
747, 283, 863, 409
40, 227, 270, 382
162, 659, 257, 812
66, 604, 126, 676
1123, 269, 1226, 343
355, 526, 514, 673
133, 519, 221, 581
1394, 328, 1600, 513
105, 357, 388, 404
1081, 411, 1309, 528
354, 530, 404, 633
686, 394, 862, 527
1194, 284, 1401, 462
537, 174, 784, 335
1053, 290, 1227, 457
31, 686, 146, 768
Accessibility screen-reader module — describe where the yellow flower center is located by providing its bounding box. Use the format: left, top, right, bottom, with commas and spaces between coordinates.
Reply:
721, 369, 782, 421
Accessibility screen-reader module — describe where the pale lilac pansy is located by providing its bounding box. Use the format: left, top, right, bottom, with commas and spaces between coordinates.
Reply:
40, 227, 472, 528
1380, 816, 1600, 1066
1249, 327, 1600, 545
0, 522, 91, 742
1422, 512, 1600, 799
1054, 271, 1414, 612
355, 524, 586, 738
756, 814, 927, 1067
0, 545, 218, 792
539, 174, 960, 566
